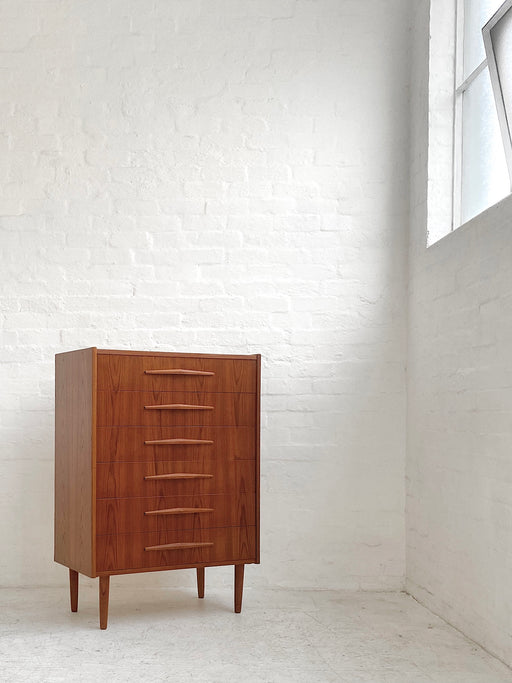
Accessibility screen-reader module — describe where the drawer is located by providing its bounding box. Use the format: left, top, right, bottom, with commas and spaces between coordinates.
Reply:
97, 459, 256, 498
96, 492, 256, 535
97, 354, 257, 393
96, 426, 256, 462
97, 391, 255, 428
96, 525, 257, 572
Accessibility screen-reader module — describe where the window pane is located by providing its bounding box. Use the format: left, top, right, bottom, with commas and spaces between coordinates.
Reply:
461, 66, 509, 223
463, 0, 504, 78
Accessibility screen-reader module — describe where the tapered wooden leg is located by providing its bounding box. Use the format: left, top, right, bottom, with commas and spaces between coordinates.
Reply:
196, 567, 205, 598
234, 564, 244, 613
99, 576, 110, 630
69, 569, 78, 613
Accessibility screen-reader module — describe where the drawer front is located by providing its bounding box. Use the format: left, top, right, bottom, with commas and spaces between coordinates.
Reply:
96, 426, 256, 462
96, 493, 256, 535
97, 354, 257, 393
96, 526, 257, 572
97, 391, 255, 428
97, 459, 256, 498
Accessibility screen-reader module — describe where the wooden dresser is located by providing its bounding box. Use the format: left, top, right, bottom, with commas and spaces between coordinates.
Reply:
54, 348, 260, 629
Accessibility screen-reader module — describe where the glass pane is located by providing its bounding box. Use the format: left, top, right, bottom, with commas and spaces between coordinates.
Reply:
461, 66, 510, 223
463, 0, 504, 78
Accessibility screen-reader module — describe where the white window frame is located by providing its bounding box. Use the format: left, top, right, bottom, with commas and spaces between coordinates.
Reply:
452, 0, 512, 228
483, 0, 512, 176
453, 0, 481, 228
426, 0, 457, 246
426, 0, 512, 246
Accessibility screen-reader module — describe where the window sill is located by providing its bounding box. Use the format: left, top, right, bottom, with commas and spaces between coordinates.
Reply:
427, 190, 512, 249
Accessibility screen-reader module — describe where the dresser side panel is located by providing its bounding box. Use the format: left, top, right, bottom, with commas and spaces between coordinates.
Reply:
255, 354, 261, 564
54, 348, 96, 577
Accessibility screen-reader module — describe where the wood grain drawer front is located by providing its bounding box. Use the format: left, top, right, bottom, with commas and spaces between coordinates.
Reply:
96, 426, 256, 462
97, 459, 256, 498
97, 391, 255, 428
97, 355, 257, 393
96, 526, 257, 572
96, 493, 256, 535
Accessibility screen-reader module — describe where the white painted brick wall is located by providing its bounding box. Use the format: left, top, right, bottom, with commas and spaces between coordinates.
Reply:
408, 0, 512, 666
0, 0, 410, 590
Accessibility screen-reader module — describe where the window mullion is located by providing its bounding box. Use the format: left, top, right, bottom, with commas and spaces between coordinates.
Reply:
455, 0, 465, 85
452, 92, 463, 230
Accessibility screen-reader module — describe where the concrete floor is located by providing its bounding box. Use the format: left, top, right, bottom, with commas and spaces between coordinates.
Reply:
1, 586, 511, 682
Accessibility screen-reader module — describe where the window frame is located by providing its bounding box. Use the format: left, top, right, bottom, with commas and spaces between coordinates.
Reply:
453, 0, 512, 228
426, 0, 457, 246
482, 0, 512, 178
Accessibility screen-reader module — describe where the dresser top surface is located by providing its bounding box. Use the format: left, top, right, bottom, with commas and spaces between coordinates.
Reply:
56, 348, 259, 361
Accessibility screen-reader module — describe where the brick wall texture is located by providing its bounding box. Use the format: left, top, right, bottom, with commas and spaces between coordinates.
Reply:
0, 0, 410, 590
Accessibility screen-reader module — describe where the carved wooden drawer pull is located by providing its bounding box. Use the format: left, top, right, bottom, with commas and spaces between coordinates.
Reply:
144, 438, 214, 445
144, 403, 214, 410
144, 369, 215, 376
145, 542, 214, 552
144, 507, 214, 516
144, 473, 213, 481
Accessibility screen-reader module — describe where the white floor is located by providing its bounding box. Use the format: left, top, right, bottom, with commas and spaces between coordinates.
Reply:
1, 586, 511, 682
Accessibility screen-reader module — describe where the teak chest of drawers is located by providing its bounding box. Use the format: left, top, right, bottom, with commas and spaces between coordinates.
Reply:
54, 348, 260, 629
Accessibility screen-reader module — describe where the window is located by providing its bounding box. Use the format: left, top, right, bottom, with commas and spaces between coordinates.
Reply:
454, 0, 512, 226
483, 1, 512, 175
